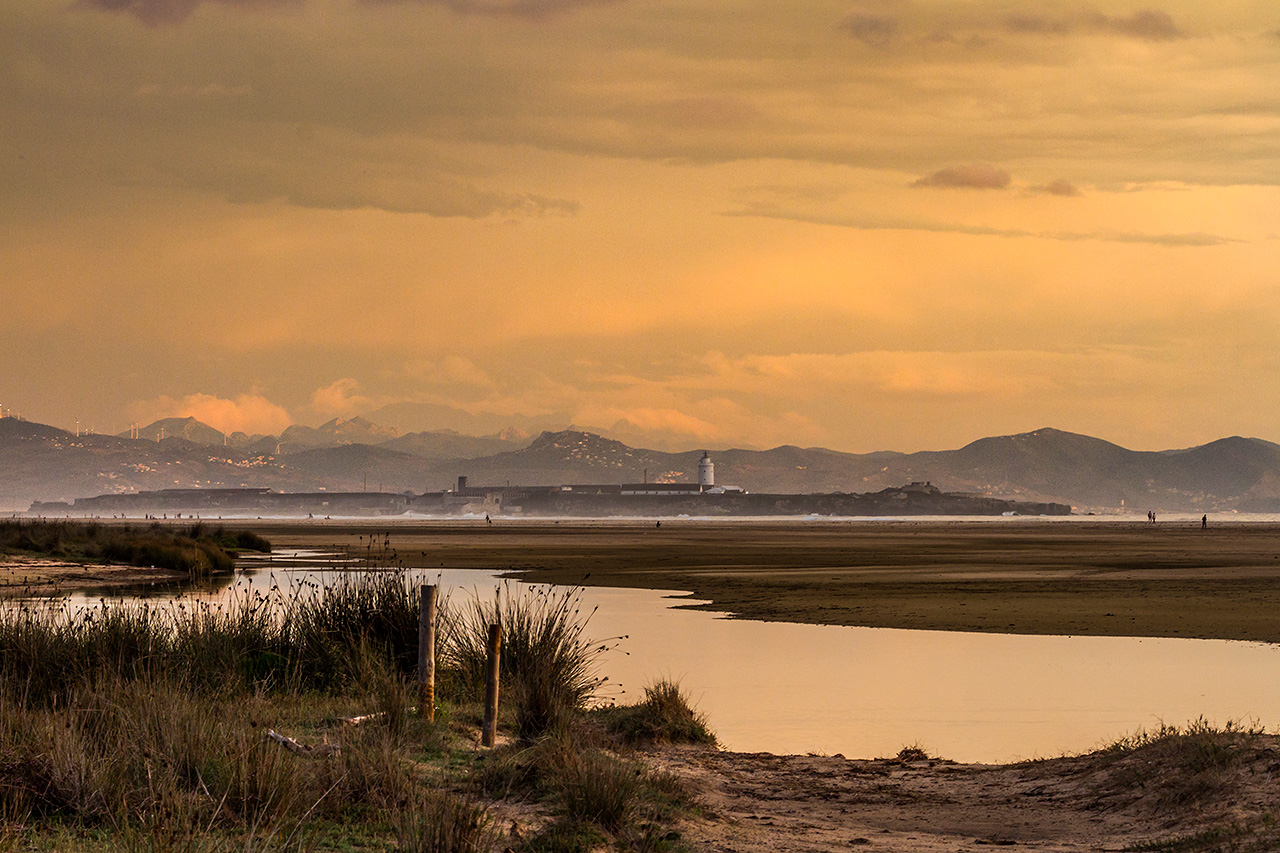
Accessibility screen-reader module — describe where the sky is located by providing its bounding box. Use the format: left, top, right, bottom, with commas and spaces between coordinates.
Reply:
2, 0, 1278, 452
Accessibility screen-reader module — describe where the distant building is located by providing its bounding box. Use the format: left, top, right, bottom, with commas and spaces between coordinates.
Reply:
698, 451, 714, 487
620, 482, 705, 496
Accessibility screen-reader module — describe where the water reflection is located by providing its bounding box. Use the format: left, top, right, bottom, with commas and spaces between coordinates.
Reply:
47, 562, 1280, 764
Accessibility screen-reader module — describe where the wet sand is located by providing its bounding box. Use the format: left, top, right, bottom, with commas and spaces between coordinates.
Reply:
0, 557, 188, 596
245, 518, 1280, 643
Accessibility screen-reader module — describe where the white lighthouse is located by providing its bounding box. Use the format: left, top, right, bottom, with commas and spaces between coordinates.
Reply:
697, 451, 714, 488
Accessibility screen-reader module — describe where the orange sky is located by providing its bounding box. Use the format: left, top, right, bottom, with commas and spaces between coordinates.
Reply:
2, 0, 1278, 451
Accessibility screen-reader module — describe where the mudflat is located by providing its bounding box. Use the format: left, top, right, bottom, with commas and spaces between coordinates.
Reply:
249, 518, 1280, 643
0, 557, 189, 595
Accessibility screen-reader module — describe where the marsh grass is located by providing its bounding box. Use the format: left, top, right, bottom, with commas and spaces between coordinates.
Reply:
395, 790, 498, 853
602, 680, 715, 748
0, 520, 270, 582
447, 584, 614, 741
0, 573, 705, 852
559, 749, 643, 833
471, 730, 700, 852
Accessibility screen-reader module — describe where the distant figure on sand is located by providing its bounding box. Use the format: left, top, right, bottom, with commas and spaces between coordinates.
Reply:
1202, 514, 1208, 529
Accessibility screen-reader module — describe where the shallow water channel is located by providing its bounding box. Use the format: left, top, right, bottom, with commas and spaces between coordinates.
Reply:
60, 554, 1280, 764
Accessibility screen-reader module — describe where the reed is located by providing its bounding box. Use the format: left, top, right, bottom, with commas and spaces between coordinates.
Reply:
603, 679, 716, 747
446, 584, 613, 740
0, 519, 269, 581
0, 572, 702, 851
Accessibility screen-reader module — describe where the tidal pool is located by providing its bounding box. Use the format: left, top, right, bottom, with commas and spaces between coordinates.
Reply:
59, 557, 1280, 764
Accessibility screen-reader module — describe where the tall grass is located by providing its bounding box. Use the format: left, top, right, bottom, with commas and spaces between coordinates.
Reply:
603, 679, 716, 747
0, 571, 427, 705
0, 520, 270, 581
396, 790, 497, 853
0, 572, 706, 850
446, 584, 614, 741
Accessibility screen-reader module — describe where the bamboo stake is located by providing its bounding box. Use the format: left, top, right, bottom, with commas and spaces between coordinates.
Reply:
481, 622, 502, 747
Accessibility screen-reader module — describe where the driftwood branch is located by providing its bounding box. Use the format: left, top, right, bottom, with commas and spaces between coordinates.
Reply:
265, 729, 340, 758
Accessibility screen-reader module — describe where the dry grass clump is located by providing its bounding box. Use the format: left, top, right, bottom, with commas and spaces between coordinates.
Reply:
1091, 718, 1267, 814
602, 679, 716, 748
894, 743, 932, 762
446, 584, 614, 741
396, 789, 497, 853
470, 731, 700, 853
558, 748, 644, 833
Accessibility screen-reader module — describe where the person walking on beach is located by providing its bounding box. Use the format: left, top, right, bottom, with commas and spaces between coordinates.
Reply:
1202, 514, 1208, 530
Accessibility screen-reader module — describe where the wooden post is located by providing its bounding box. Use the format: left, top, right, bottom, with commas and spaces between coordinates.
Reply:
481, 622, 502, 747
418, 585, 438, 723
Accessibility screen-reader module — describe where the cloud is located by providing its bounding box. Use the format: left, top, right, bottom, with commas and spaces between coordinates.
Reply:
724, 206, 1237, 247
76, 0, 295, 26
1029, 179, 1082, 197
365, 0, 622, 19
208, 165, 580, 218
310, 378, 374, 418
1006, 8, 1185, 41
912, 163, 1012, 189
590, 406, 722, 440
79, 0, 613, 23
1097, 9, 1184, 40
166, 140, 582, 217
839, 13, 899, 46
128, 393, 293, 435
402, 357, 497, 391
694, 350, 1060, 398
692, 348, 1168, 401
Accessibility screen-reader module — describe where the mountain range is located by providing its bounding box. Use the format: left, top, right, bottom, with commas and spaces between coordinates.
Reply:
6, 415, 1280, 513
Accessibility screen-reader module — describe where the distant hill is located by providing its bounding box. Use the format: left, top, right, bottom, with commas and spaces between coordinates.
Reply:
441, 427, 1280, 512
121, 417, 226, 446
380, 429, 530, 460
286, 444, 445, 492
0, 417, 318, 506
9, 414, 1280, 512
278, 416, 400, 452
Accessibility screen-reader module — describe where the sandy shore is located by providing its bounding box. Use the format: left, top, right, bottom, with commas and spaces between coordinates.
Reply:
245, 518, 1280, 643
654, 731, 1280, 853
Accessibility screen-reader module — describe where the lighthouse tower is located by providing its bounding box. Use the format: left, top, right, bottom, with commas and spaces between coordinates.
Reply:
697, 451, 714, 488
